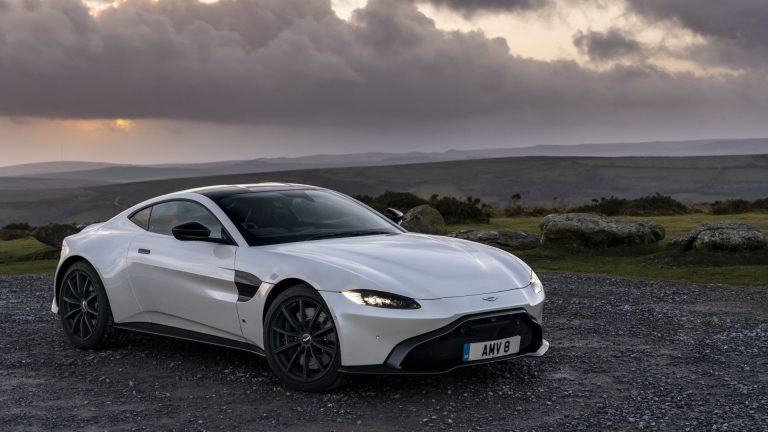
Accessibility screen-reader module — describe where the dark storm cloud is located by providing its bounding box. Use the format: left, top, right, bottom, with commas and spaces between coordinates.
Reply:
0, 0, 766, 132
626, 0, 768, 69
422, 0, 549, 14
573, 28, 644, 61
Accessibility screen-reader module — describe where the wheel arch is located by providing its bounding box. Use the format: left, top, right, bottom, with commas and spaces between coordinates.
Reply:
262, 277, 314, 323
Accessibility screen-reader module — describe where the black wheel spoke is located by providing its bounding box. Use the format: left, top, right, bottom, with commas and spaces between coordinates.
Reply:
67, 280, 79, 300
313, 341, 335, 353
281, 306, 303, 332
81, 277, 91, 299
83, 314, 94, 333
307, 307, 321, 332
274, 341, 300, 354
302, 347, 310, 379
312, 325, 334, 337
64, 308, 81, 320
298, 299, 305, 329
62, 295, 80, 305
272, 327, 299, 337
73, 313, 84, 337
286, 346, 302, 371
308, 347, 324, 372
76, 273, 84, 298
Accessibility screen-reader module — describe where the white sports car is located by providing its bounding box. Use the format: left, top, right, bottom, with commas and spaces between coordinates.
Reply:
52, 183, 548, 391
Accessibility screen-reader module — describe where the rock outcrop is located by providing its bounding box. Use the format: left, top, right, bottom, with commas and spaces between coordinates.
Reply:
448, 229, 539, 250
539, 213, 665, 248
670, 222, 767, 251
400, 205, 447, 235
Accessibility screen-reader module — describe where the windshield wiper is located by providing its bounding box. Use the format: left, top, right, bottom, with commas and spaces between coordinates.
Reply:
307, 230, 395, 241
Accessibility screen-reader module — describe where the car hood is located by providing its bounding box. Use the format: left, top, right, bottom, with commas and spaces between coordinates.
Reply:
262, 233, 532, 300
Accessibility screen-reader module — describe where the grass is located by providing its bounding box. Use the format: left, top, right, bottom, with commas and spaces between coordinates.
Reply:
0, 237, 58, 276
0, 259, 58, 276
450, 213, 768, 286
515, 247, 768, 286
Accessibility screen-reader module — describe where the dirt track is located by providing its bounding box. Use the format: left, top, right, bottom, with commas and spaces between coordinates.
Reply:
2, 273, 766, 431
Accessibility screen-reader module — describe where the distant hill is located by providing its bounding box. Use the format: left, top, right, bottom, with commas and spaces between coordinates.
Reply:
2, 138, 766, 190
0, 161, 122, 177
1, 154, 767, 226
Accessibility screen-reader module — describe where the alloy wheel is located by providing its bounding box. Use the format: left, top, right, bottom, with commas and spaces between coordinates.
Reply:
268, 297, 338, 382
60, 270, 99, 341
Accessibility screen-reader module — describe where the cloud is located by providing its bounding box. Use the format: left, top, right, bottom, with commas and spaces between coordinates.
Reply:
0, 0, 766, 143
625, 0, 768, 70
573, 28, 644, 61
420, 0, 550, 15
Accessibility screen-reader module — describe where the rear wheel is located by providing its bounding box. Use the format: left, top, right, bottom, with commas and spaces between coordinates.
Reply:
264, 285, 342, 392
59, 261, 125, 350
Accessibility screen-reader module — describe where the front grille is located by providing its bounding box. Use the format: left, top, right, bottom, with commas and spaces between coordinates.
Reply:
399, 313, 541, 371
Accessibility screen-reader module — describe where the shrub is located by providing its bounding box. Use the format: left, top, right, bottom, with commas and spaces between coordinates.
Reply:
0, 229, 30, 241
429, 195, 490, 224
752, 198, 768, 211
0, 223, 34, 241
2, 223, 32, 231
624, 193, 689, 215
353, 191, 427, 212
711, 199, 753, 215
503, 205, 560, 217
573, 196, 627, 216
573, 193, 688, 216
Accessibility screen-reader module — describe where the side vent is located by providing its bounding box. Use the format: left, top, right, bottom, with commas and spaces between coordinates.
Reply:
234, 270, 262, 302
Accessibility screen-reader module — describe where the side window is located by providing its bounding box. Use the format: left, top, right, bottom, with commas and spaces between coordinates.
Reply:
148, 201, 225, 239
129, 207, 152, 230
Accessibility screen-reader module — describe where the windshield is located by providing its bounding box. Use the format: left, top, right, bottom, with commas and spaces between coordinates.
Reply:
214, 189, 403, 246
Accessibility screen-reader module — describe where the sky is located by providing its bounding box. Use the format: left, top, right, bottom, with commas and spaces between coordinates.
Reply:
1, 0, 767, 166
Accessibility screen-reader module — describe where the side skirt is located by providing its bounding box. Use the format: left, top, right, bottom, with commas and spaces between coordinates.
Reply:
115, 322, 265, 357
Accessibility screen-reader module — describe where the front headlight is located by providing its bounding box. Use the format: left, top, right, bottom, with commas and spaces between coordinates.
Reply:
342, 290, 421, 309
530, 271, 544, 294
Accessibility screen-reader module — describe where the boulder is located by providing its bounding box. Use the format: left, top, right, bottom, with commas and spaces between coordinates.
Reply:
670, 222, 767, 251
401, 205, 447, 235
449, 229, 539, 250
32, 224, 81, 248
539, 213, 665, 248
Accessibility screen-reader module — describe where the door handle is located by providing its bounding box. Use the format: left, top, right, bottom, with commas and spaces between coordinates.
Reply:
138, 249, 151, 255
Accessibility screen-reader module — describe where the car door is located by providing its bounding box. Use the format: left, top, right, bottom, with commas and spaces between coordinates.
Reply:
126, 200, 244, 340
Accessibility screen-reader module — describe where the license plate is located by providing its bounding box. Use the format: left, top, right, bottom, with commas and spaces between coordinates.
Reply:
462, 336, 521, 362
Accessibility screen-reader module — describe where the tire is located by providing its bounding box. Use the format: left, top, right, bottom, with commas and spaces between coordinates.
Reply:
264, 284, 343, 392
58, 261, 126, 350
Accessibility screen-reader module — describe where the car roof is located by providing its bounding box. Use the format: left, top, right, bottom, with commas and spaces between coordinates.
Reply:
185, 183, 324, 199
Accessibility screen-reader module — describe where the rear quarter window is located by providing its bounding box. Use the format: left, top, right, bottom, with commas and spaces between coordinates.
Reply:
129, 207, 152, 230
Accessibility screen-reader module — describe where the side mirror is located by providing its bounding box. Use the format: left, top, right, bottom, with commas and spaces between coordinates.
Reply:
172, 222, 213, 242
383, 208, 404, 224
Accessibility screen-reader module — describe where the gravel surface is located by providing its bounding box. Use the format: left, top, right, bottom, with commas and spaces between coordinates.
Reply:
2, 273, 767, 431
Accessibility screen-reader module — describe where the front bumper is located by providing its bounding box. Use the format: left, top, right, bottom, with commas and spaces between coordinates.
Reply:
321, 285, 546, 371
340, 309, 548, 374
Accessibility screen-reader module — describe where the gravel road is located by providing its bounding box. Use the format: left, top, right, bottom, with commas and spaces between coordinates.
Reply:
2, 273, 766, 431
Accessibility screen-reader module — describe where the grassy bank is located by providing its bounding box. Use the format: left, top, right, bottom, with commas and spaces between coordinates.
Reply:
0, 238, 58, 276
450, 213, 768, 286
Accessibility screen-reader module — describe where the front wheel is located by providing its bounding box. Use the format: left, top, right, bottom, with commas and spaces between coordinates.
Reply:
59, 261, 125, 350
264, 285, 342, 392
